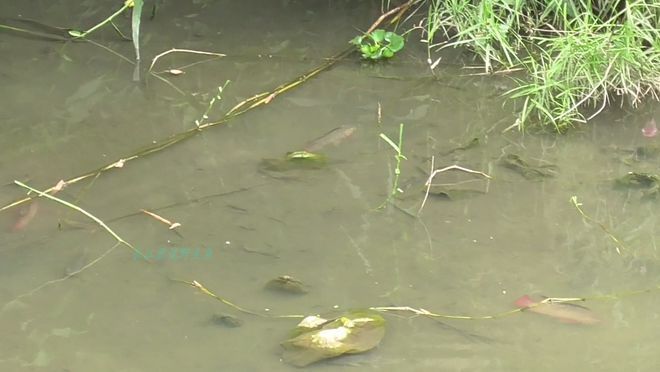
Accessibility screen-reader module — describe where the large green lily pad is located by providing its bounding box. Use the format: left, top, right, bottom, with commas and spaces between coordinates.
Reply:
281, 310, 386, 367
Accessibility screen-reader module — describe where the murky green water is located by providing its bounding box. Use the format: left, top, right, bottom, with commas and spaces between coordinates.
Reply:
1, 1, 659, 371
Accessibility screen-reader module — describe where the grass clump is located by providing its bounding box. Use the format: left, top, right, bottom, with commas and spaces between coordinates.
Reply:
417, 0, 660, 131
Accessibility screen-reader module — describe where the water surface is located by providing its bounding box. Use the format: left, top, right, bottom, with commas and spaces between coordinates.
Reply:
1, 1, 659, 371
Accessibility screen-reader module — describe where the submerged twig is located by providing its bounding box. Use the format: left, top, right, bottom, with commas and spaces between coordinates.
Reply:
14, 181, 148, 260
418, 155, 435, 214
370, 305, 521, 320
418, 162, 492, 214
570, 196, 627, 255
148, 48, 226, 72
141, 209, 181, 230
425, 164, 492, 185
1, 242, 121, 312
174, 279, 304, 319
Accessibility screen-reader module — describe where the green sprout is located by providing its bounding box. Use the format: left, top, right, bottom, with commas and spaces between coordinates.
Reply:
378, 123, 407, 208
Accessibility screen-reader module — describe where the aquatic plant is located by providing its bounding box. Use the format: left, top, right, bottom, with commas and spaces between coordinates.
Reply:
417, 0, 660, 131
350, 29, 405, 60
378, 123, 407, 208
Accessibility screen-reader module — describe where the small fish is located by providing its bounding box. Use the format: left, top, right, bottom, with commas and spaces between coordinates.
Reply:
515, 295, 600, 325
304, 126, 356, 152
11, 201, 39, 232
642, 118, 657, 138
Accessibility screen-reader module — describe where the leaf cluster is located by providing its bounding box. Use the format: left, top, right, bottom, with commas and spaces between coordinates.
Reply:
350, 29, 405, 60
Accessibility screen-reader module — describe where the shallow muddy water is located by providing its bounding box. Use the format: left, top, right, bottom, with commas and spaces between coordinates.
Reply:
1, 1, 659, 371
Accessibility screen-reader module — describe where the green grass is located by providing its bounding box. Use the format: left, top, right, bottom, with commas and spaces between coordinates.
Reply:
415, 0, 660, 131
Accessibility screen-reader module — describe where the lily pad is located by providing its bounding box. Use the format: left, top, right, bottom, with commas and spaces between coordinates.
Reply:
501, 154, 558, 180
281, 310, 386, 367
265, 275, 308, 294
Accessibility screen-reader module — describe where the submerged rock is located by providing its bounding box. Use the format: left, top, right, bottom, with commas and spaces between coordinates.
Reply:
210, 313, 243, 328
500, 153, 558, 179
265, 275, 308, 294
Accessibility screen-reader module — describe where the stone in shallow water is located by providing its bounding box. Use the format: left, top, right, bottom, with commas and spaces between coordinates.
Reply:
211, 313, 243, 328
265, 275, 308, 294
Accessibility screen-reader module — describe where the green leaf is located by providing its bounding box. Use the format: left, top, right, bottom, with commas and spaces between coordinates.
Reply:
349, 35, 362, 46
131, 0, 143, 61
386, 33, 404, 52
360, 45, 371, 57
281, 310, 386, 367
68, 29, 84, 37
379, 133, 401, 152
370, 29, 386, 43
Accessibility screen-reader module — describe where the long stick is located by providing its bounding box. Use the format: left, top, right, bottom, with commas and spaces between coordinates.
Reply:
14, 181, 149, 260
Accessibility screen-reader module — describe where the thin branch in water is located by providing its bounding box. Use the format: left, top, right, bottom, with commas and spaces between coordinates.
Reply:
370, 305, 522, 321
141, 209, 181, 230
1, 242, 121, 312
418, 155, 435, 215
172, 279, 305, 319
570, 196, 626, 255
148, 48, 226, 72
418, 162, 492, 215
13, 181, 149, 260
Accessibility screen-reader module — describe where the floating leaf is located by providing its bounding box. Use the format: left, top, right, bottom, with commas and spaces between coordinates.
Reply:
351, 29, 405, 60
259, 152, 326, 172
370, 29, 386, 43
386, 32, 404, 52
281, 310, 386, 367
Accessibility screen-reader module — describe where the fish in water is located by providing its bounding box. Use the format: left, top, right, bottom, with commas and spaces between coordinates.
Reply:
11, 201, 39, 232
642, 118, 657, 138
304, 125, 356, 152
514, 295, 600, 325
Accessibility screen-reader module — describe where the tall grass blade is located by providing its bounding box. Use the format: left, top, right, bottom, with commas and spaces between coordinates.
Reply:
131, 0, 144, 81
